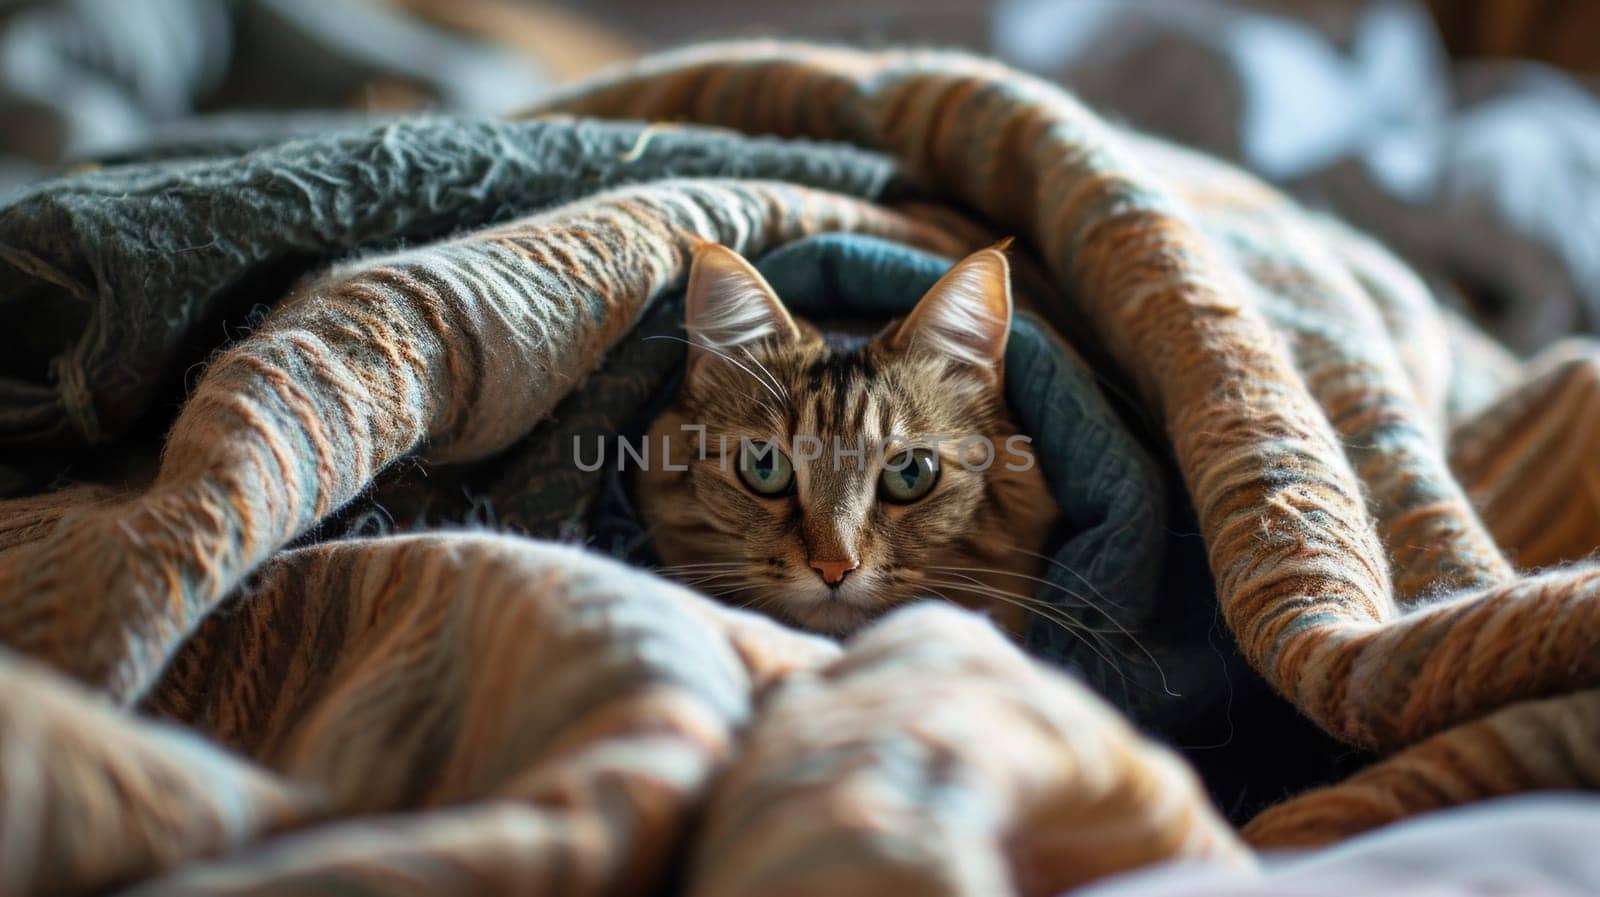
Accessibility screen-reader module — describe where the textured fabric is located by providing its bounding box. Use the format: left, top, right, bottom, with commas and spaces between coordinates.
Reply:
355, 231, 1217, 732
1, 175, 957, 700
5, 536, 1245, 897
1, 39, 1599, 897
0, 117, 907, 459
561, 0, 1600, 353
527, 37, 1600, 825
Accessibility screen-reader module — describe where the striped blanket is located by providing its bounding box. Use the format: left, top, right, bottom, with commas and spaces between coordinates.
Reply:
1, 41, 1599, 897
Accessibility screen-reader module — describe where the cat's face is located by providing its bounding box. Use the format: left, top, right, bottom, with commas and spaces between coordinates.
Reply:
638, 242, 1059, 635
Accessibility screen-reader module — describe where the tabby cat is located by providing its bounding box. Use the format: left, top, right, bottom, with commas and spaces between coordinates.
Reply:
636, 242, 1060, 636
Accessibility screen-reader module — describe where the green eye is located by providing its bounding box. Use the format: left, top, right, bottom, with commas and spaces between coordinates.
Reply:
879, 449, 939, 503
737, 443, 794, 496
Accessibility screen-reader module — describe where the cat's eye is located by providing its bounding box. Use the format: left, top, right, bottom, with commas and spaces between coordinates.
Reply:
737, 442, 795, 496
879, 449, 939, 503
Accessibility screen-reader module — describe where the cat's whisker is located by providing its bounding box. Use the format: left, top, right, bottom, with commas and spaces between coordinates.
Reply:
918, 572, 1137, 670
921, 573, 1121, 637
676, 572, 751, 588
654, 562, 746, 573
918, 578, 1133, 684
739, 345, 790, 400
960, 550, 1164, 668
713, 583, 772, 606
927, 565, 1099, 607
642, 334, 787, 409
733, 591, 777, 611
943, 554, 1176, 696
926, 563, 1176, 696
917, 573, 1104, 636
688, 574, 745, 592
654, 564, 748, 582
708, 581, 759, 594
990, 543, 1135, 611
929, 564, 1139, 641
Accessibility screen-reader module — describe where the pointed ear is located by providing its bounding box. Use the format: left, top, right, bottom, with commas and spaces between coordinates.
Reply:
887, 245, 1012, 384
684, 243, 800, 373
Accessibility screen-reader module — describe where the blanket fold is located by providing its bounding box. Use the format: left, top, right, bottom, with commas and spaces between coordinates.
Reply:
0, 117, 910, 457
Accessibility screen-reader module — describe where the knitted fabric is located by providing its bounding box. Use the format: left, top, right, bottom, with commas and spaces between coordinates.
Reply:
0, 117, 907, 454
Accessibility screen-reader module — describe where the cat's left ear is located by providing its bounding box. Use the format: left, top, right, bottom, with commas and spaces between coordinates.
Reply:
887, 244, 1012, 386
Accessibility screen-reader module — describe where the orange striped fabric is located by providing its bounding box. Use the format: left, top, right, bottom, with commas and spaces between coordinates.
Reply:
3, 535, 1246, 895
1246, 687, 1600, 848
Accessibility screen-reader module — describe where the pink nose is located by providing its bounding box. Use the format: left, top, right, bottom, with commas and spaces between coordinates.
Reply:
810, 558, 859, 585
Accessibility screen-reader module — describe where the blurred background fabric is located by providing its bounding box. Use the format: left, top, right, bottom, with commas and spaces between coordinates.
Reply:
984, 0, 1600, 354
1423, 0, 1600, 74
0, 0, 631, 196
3, 0, 1596, 349
558, 0, 1600, 351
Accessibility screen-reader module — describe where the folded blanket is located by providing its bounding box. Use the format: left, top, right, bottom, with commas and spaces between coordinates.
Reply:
0, 117, 908, 461
2, 39, 1600, 897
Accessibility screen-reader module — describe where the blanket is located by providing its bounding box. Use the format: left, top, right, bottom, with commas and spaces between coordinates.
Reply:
0, 117, 907, 465
2, 40, 1600, 897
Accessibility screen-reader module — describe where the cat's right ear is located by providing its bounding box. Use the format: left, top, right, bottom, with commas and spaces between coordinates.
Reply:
886, 244, 1012, 387
683, 242, 800, 374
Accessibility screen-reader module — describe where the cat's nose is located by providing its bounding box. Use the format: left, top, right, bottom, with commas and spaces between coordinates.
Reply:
809, 558, 858, 586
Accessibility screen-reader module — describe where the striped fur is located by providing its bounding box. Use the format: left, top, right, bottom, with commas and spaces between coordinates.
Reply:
640, 243, 1058, 636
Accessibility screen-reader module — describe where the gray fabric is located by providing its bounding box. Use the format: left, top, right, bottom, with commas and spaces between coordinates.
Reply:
990, 0, 1600, 351
0, 118, 909, 466
0, 0, 549, 197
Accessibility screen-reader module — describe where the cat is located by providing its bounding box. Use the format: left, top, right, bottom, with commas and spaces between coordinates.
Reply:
636, 241, 1061, 637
